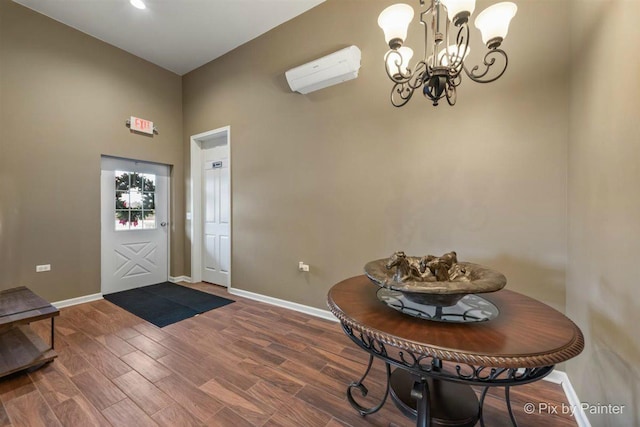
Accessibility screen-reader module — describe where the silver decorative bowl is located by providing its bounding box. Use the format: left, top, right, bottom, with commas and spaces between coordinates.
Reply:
364, 259, 507, 307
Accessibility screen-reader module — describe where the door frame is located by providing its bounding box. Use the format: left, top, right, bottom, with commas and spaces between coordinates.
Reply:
100, 155, 171, 294
190, 126, 232, 287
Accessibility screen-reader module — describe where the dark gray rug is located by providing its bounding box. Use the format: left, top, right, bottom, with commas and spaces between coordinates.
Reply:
104, 282, 234, 327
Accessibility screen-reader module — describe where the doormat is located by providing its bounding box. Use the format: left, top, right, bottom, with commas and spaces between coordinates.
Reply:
104, 282, 234, 328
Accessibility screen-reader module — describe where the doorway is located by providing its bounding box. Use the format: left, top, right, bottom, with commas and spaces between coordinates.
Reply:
101, 156, 170, 295
190, 127, 231, 287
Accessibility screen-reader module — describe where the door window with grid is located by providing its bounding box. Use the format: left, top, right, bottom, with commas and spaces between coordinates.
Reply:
114, 171, 156, 230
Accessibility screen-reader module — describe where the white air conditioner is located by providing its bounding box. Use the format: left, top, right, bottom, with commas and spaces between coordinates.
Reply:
285, 46, 362, 95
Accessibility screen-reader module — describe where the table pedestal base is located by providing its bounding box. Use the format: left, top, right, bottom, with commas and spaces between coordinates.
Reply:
390, 369, 478, 427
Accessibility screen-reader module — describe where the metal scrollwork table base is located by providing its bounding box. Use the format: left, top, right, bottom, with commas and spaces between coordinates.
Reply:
327, 276, 584, 427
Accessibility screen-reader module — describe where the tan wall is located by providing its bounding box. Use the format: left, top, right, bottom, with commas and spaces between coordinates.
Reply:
0, 1, 184, 302
183, 0, 570, 311
1, 0, 637, 421
568, 0, 640, 424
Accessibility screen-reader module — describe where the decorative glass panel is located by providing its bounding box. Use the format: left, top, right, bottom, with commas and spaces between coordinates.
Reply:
129, 188, 143, 209
143, 193, 154, 210
142, 173, 156, 191
114, 171, 157, 231
115, 171, 130, 190
129, 211, 143, 229
143, 211, 156, 229
116, 211, 130, 230
115, 191, 127, 209
132, 172, 143, 190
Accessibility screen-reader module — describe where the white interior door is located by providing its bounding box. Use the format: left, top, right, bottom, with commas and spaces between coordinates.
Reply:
202, 145, 230, 286
101, 157, 169, 295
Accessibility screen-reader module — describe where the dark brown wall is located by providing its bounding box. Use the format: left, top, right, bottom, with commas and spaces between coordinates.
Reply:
0, 1, 184, 301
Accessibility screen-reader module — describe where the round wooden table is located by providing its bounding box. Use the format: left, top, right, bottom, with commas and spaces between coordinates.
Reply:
327, 275, 584, 427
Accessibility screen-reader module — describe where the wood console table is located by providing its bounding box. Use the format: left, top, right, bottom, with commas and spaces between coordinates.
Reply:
327, 275, 584, 427
0, 287, 59, 378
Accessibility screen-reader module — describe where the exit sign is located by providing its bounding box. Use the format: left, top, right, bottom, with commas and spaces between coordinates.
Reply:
130, 116, 154, 135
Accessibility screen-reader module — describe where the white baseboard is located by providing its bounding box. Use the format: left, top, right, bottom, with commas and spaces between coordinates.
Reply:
543, 370, 591, 427
543, 370, 566, 385
53, 278, 191, 308
52, 293, 103, 309
228, 288, 338, 322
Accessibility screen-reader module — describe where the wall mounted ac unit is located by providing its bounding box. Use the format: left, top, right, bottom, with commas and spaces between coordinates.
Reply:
285, 45, 362, 95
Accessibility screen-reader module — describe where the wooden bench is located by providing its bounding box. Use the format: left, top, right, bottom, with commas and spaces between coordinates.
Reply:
0, 286, 59, 378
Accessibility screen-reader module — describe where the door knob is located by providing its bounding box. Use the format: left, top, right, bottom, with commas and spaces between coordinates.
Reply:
160, 222, 167, 227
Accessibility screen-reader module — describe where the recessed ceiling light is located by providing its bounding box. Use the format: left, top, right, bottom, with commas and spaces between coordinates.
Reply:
130, 0, 146, 10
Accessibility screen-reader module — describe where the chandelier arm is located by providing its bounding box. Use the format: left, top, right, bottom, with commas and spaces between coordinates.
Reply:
463, 49, 509, 83
383, 50, 412, 83
403, 61, 428, 90
452, 24, 470, 71
410, 61, 428, 87
383, 51, 429, 87
390, 61, 429, 107
391, 82, 415, 107
445, 81, 457, 106
448, 73, 463, 88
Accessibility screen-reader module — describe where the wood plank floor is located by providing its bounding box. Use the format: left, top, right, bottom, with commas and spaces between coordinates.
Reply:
0, 282, 577, 426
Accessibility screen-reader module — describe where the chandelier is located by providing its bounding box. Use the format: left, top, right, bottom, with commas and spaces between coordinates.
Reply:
378, 0, 517, 107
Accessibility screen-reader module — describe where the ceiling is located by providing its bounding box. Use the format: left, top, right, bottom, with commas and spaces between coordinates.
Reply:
13, 0, 325, 76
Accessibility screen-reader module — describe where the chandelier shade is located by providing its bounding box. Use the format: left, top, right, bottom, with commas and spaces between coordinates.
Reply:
378, 0, 518, 107
474, 2, 518, 47
377, 4, 415, 49
440, 0, 476, 24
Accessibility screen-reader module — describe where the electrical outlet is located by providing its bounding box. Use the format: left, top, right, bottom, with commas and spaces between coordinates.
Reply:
298, 261, 310, 272
36, 264, 51, 272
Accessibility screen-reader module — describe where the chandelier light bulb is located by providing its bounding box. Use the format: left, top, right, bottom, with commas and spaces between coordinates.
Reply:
440, 0, 476, 25
378, 4, 415, 49
474, 2, 517, 48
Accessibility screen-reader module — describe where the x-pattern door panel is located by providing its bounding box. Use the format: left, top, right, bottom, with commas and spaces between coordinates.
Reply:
114, 241, 157, 278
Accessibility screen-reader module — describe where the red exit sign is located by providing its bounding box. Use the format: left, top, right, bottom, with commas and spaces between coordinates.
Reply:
130, 116, 154, 135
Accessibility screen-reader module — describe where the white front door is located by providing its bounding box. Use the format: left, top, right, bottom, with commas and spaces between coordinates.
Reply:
202, 146, 230, 286
101, 157, 169, 295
